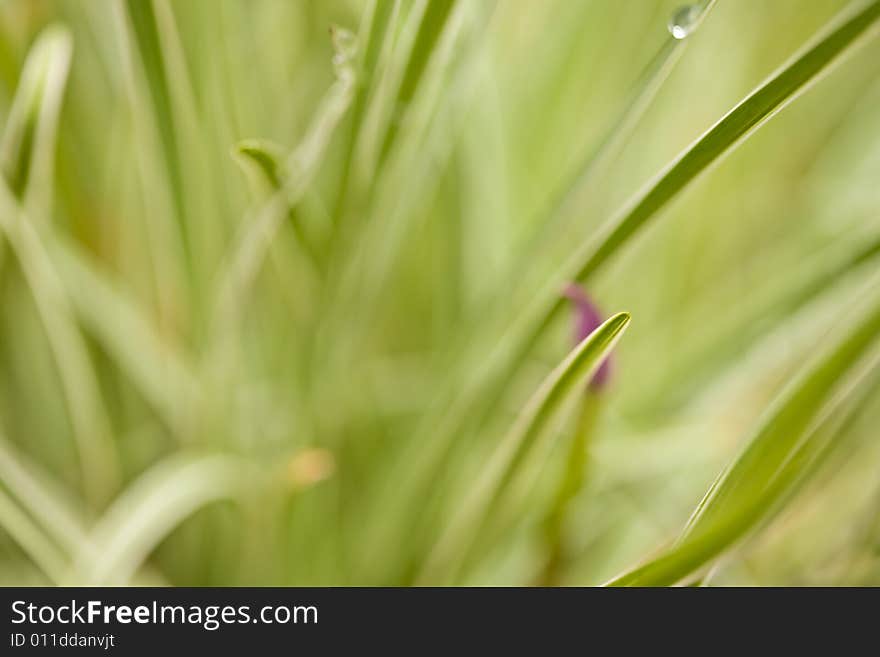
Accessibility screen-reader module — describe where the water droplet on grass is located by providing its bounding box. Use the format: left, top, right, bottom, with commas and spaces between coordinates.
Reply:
668, 4, 704, 39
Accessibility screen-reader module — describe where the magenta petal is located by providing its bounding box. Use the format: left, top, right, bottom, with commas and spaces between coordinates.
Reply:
563, 283, 612, 391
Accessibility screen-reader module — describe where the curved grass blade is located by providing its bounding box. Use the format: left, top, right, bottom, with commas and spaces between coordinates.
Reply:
233, 139, 285, 192
232, 138, 321, 270
361, 1, 880, 580
0, 31, 120, 506
74, 454, 245, 585
609, 360, 880, 586
634, 230, 880, 415
515, 12, 704, 261
538, 0, 880, 363
419, 0, 880, 501
566, 0, 880, 285
0, 185, 120, 507
607, 280, 880, 586
0, 433, 90, 558
0, 487, 67, 584
420, 312, 630, 583
217, 29, 357, 332
0, 25, 71, 220
49, 238, 198, 435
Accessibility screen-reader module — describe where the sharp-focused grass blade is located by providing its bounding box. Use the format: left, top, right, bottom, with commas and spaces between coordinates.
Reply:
420, 312, 630, 582
566, 0, 880, 285
607, 280, 880, 586
421, 0, 880, 496
633, 230, 880, 415
516, 29, 691, 260
1, 0, 879, 589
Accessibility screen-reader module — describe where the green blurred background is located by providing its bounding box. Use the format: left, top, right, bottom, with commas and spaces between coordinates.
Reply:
0, 0, 879, 586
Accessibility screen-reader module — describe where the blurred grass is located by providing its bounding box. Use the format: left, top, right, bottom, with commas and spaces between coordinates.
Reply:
0, 0, 879, 586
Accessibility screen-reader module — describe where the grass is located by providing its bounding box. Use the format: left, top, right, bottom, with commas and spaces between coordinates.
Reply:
0, 0, 879, 586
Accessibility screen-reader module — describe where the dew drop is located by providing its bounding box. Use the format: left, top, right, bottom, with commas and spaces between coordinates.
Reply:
667, 4, 704, 40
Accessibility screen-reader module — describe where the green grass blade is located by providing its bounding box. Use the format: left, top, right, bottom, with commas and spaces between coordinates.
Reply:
420, 312, 630, 582
634, 230, 880, 415
431, 0, 880, 479
684, 297, 880, 535
74, 454, 244, 585
122, 0, 189, 262
0, 25, 71, 220
232, 138, 321, 270
0, 185, 120, 507
233, 138, 286, 193
567, 0, 880, 284
0, 487, 67, 584
607, 279, 880, 586
0, 433, 89, 558
49, 238, 198, 434
379, 0, 456, 162
332, 0, 399, 218
217, 29, 357, 332
516, 28, 693, 260
609, 362, 880, 586
358, 0, 400, 90
0, 31, 120, 507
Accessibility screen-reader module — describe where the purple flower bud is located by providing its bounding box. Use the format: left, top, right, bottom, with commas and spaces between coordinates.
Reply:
563, 283, 612, 391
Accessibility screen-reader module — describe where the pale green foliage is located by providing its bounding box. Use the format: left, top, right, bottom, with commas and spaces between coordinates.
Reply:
0, 0, 879, 586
